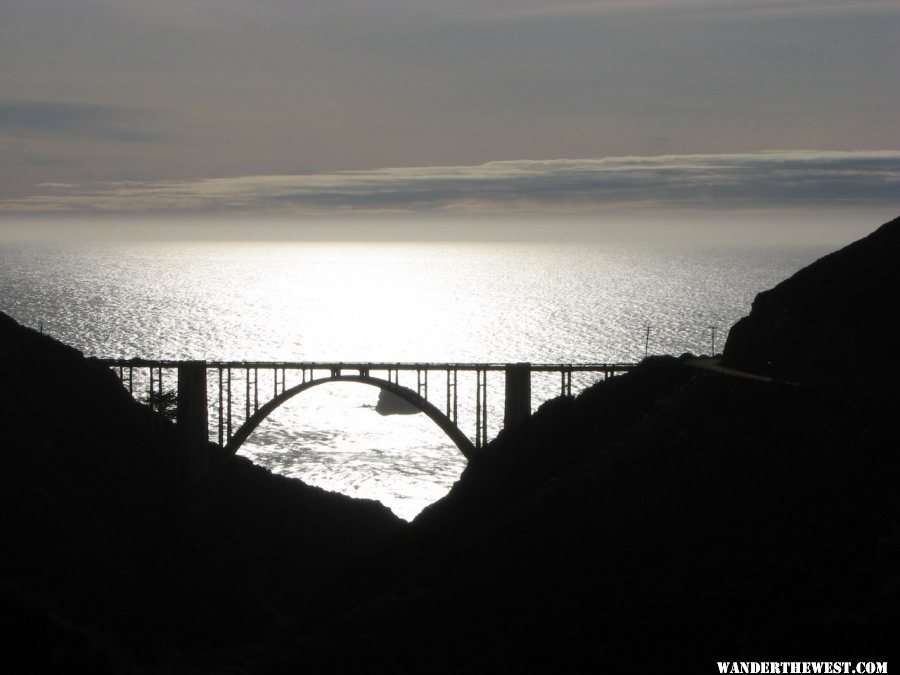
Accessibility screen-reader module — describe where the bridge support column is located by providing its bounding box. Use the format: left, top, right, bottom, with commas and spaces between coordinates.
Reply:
177, 361, 208, 485
504, 362, 531, 430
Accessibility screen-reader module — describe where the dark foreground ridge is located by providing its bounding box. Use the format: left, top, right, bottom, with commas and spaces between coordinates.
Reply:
3, 215, 900, 672
0, 316, 403, 672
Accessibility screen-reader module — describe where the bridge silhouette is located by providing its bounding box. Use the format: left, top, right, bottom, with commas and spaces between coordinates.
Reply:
100, 360, 636, 461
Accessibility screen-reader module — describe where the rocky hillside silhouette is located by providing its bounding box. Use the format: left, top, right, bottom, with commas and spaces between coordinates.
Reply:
2, 215, 899, 672
0, 313, 402, 672
724, 214, 900, 388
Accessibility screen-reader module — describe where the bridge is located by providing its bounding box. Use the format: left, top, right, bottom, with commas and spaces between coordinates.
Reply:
99, 360, 636, 465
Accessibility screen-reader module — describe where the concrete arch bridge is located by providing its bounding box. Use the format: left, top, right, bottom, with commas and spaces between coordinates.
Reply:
100, 360, 636, 461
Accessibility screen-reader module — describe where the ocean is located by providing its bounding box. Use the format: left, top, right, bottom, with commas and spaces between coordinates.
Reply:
0, 238, 828, 519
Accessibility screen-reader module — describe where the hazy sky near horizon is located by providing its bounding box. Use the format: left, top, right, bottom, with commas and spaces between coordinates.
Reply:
1, 0, 898, 233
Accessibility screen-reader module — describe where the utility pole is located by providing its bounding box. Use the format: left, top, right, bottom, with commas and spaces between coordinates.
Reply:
709, 325, 717, 356
644, 325, 651, 360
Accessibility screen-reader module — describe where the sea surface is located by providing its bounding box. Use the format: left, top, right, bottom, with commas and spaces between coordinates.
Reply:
0, 239, 829, 519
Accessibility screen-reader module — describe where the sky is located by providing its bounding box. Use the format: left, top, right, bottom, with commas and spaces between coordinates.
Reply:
1, 0, 898, 240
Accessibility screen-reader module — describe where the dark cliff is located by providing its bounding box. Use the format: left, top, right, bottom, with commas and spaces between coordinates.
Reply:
0, 313, 402, 672
723, 214, 900, 389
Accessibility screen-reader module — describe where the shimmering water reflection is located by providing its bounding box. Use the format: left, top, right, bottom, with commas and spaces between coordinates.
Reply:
0, 240, 828, 519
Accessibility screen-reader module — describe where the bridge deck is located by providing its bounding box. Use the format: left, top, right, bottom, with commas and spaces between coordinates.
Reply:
96, 359, 636, 372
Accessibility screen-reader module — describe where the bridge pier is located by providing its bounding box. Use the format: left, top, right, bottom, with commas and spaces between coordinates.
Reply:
504, 362, 532, 430
177, 361, 209, 485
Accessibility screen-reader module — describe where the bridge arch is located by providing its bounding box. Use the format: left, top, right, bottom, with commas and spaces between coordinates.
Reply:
222, 375, 475, 459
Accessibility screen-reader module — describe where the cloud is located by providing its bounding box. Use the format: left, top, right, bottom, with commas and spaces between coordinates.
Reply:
488, 0, 900, 18
1, 150, 897, 216
0, 100, 166, 143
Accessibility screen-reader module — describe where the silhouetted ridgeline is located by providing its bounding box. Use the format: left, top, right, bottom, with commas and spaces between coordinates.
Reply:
724, 214, 900, 389
3, 215, 900, 672
0, 313, 402, 672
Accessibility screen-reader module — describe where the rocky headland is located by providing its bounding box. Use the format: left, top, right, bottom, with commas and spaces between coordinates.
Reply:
2, 215, 899, 672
